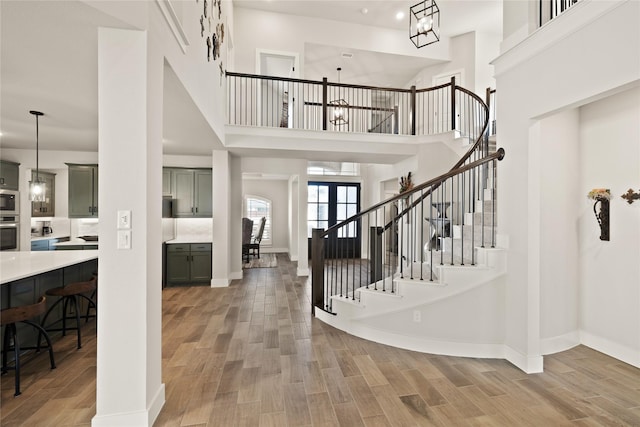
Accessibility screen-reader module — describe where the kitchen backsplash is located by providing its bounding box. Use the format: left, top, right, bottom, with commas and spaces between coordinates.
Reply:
30, 217, 70, 237
162, 218, 176, 242
72, 219, 99, 238
175, 218, 212, 241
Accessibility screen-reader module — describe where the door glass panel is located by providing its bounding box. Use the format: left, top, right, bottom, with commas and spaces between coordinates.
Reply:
337, 186, 346, 203
318, 186, 328, 203
347, 186, 357, 202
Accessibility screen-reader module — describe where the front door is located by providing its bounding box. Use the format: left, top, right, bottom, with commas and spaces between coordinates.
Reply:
308, 182, 361, 259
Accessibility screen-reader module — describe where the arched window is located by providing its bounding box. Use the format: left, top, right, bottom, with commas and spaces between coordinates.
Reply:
244, 196, 272, 246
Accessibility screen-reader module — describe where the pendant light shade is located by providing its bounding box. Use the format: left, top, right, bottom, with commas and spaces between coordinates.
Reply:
29, 110, 46, 203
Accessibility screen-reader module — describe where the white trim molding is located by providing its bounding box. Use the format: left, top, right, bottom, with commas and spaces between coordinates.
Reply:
156, 0, 190, 54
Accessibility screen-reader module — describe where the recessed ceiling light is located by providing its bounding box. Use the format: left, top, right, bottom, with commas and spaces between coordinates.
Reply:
361, 8, 368, 15
396, 11, 405, 20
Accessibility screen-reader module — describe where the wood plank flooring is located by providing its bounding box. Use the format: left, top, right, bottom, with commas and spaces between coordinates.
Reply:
2, 254, 640, 426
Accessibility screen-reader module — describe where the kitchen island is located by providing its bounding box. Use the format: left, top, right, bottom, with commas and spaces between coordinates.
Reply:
1, 251, 98, 353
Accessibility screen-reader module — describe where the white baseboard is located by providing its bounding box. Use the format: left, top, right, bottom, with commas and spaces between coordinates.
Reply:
297, 267, 309, 276
230, 271, 243, 280
540, 331, 580, 355
503, 345, 543, 373
91, 381, 165, 427
261, 247, 288, 253
148, 384, 166, 426
210, 278, 231, 287
289, 254, 298, 261
580, 331, 640, 369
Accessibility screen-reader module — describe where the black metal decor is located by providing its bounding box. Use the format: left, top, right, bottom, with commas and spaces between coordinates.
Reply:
593, 197, 610, 241
622, 188, 640, 204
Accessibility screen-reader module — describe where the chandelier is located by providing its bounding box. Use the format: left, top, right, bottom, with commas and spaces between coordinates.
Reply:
329, 67, 349, 126
410, 0, 440, 48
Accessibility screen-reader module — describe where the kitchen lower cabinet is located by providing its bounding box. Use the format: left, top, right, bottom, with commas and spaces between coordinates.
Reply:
0, 258, 97, 362
166, 243, 211, 286
31, 237, 70, 251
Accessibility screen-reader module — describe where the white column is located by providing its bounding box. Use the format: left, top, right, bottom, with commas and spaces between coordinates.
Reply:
93, 28, 164, 426
297, 167, 309, 276
212, 150, 231, 286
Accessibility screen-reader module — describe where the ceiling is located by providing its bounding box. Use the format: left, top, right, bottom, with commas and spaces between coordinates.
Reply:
0, 0, 502, 157
234, 0, 503, 37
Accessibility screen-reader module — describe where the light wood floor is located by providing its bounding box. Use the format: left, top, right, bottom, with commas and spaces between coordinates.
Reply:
2, 254, 640, 426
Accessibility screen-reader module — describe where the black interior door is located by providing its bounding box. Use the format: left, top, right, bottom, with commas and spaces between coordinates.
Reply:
308, 182, 361, 259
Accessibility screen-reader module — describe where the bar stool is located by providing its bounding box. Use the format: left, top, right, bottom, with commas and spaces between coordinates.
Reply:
39, 276, 97, 350
1, 296, 56, 396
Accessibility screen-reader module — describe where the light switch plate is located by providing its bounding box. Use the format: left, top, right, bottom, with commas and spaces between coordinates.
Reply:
117, 210, 131, 229
117, 230, 131, 250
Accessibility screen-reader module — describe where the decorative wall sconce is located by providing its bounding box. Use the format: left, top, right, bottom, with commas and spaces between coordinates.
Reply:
587, 188, 610, 241
621, 188, 640, 204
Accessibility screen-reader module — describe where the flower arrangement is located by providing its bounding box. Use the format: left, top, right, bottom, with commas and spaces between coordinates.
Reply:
399, 172, 414, 194
587, 188, 611, 200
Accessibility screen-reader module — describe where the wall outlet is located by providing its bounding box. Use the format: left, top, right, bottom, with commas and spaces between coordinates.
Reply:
413, 310, 421, 323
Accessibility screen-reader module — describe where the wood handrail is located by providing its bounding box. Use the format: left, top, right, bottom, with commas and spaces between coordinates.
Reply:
321, 148, 504, 237
226, 71, 454, 94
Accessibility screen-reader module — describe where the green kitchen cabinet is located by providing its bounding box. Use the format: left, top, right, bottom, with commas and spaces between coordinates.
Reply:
0, 160, 20, 190
170, 168, 212, 217
67, 164, 98, 218
162, 168, 172, 196
31, 171, 56, 217
166, 243, 211, 286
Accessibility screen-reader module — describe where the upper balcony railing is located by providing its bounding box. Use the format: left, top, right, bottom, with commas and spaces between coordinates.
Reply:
226, 72, 486, 141
539, 0, 582, 27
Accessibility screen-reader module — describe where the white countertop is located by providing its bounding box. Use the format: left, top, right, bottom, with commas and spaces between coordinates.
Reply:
1, 250, 98, 284
165, 237, 213, 244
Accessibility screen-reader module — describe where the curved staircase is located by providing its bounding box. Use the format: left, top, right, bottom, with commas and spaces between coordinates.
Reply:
311, 84, 508, 360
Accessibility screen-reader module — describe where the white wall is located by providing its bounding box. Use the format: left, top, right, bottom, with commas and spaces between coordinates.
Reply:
243, 178, 289, 251
493, 0, 640, 371
532, 109, 580, 353
233, 7, 450, 77
578, 87, 640, 366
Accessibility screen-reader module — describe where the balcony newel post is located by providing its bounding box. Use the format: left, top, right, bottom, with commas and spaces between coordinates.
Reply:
450, 76, 456, 131
311, 228, 325, 314
410, 85, 416, 135
322, 77, 328, 131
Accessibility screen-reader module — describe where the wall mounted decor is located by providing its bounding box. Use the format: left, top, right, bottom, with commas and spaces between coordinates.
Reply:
588, 188, 610, 241
197, 0, 223, 63
621, 188, 640, 204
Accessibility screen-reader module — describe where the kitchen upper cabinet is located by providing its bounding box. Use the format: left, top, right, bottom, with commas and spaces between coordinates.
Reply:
0, 160, 20, 190
31, 171, 56, 217
162, 168, 172, 196
169, 168, 212, 218
67, 164, 98, 218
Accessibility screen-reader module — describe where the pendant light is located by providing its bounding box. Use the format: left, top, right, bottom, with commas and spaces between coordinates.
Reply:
329, 67, 349, 126
29, 110, 46, 202
410, 0, 440, 48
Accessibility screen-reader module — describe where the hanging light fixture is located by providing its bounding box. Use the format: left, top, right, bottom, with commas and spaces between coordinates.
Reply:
410, 0, 440, 48
329, 67, 349, 126
29, 110, 46, 202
